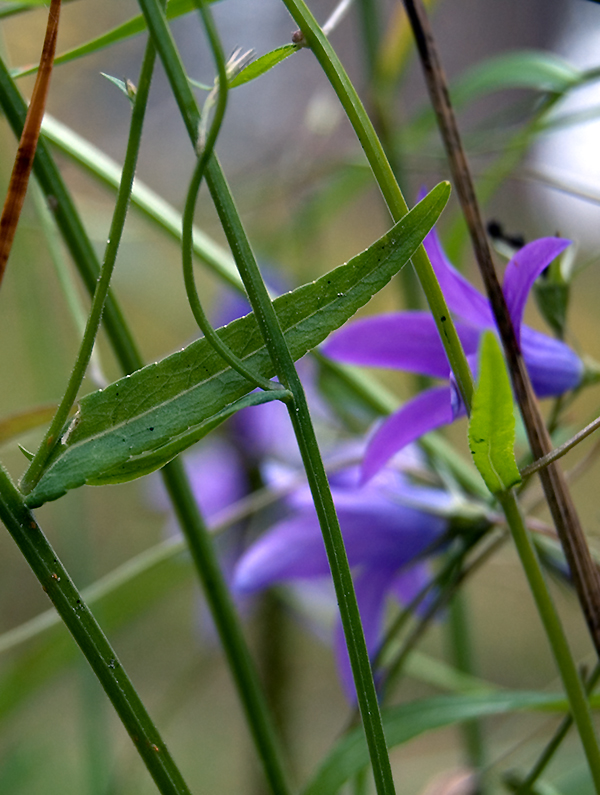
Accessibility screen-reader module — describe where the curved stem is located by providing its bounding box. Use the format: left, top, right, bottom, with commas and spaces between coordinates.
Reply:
183, 160, 281, 393
20, 32, 157, 494
182, 1, 283, 392
0, 38, 293, 795
135, 2, 397, 790
278, 0, 474, 418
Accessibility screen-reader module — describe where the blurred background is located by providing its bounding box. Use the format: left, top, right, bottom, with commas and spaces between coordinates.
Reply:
1, 0, 600, 793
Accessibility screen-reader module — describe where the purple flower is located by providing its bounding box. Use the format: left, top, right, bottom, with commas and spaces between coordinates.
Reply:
233, 451, 453, 699
322, 229, 583, 481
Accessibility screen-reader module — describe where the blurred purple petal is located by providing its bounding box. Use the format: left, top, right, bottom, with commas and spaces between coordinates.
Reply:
233, 514, 329, 591
424, 227, 493, 327
334, 567, 398, 700
362, 387, 454, 482
502, 238, 570, 340
234, 490, 446, 593
521, 326, 583, 396
149, 439, 247, 520
389, 561, 435, 616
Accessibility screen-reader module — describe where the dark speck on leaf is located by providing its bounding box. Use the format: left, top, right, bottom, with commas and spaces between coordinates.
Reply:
148, 427, 154, 432
440, 315, 446, 322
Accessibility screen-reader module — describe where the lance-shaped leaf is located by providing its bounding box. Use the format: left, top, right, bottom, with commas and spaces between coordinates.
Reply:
302, 690, 581, 795
468, 331, 522, 494
229, 45, 299, 89
24, 182, 450, 508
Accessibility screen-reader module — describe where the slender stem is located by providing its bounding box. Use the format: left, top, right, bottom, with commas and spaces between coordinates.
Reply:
0, 0, 60, 287
278, 0, 474, 424
515, 663, 600, 794
29, 178, 107, 389
520, 414, 600, 478
160, 460, 293, 795
275, 1, 600, 785
0, 58, 141, 375
498, 490, 600, 791
401, 0, 600, 661
208, 152, 397, 795
180, 10, 282, 393
0, 40, 293, 795
0, 466, 193, 795
447, 592, 486, 776
135, 2, 396, 790
20, 32, 157, 494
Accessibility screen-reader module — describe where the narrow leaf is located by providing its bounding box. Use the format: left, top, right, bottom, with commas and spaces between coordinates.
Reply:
468, 331, 522, 494
11, 0, 213, 78
24, 183, 450, 507
229, 45, 299, 89
302, 691, 577, 795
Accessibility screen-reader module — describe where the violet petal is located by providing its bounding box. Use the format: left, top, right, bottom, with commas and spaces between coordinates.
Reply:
233, 514, 329, 592
362, 387, 455, 482
521, 325, 584, 396
424, 227, 493, 326
322, 313, 453, 377
502, 238, 571, 340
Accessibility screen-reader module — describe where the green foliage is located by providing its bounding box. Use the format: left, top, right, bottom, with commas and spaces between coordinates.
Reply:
303, 691, 579, 795
24, 183, 449, 507
468, 331, 522, 494
229, 44, 300, 88
11, 0, 216, 77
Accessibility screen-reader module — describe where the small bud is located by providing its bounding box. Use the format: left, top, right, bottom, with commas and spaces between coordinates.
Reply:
291, 29, 306, 46
126, 79, 137, 99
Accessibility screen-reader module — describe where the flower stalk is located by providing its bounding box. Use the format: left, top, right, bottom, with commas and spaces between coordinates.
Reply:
400, 0, 600, 659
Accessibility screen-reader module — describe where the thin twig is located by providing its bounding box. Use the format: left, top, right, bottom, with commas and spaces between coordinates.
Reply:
0, 0, 60, 287
521, 415, 600, 478
402, 0, 600, 658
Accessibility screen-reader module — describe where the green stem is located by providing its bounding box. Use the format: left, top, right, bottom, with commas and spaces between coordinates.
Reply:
180, 12, 282, 393
498, 490, 600, 791
355, 0, 380, 82
0, 466, 193, 795
20, 35, 157, 493
271, 7, 600, 785
515, 663, 600, 794
208, 153, 397, 795
278, 0, 474, 417
447, 592, 486, 775
135, 2, 396, 790
160, 459, 293, 795
0, 44, 293, 795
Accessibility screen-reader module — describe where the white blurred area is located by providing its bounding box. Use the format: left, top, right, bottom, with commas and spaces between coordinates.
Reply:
530, 1, 600, 249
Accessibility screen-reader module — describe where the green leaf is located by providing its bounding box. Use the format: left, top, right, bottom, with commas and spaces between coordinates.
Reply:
451, 50, 582, 106
468, 331, 522, 494
302, 691, 576, 795
100, 72, 135, 103
0, 0, 78, 17
408, 50, 583, 144
24, 183, 450, 507
88, 389, 286, 485
10, 0, 213, 77
229, 44, 299, 89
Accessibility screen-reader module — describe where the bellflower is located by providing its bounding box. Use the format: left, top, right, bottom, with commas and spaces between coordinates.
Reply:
322, 228, 583, 481
233, 451, 454, 699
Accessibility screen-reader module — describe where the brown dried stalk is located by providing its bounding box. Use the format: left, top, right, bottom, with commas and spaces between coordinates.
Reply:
0, 0, 61, 288
402, 0, 600, 654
